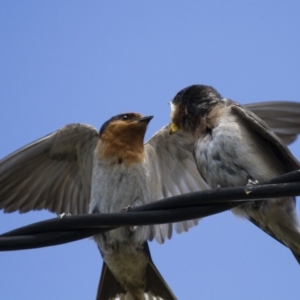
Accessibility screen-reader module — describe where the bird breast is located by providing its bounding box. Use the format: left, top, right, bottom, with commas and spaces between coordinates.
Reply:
90, 157, 150, 213
194, 110, 284, 188
89, 154, 151, 243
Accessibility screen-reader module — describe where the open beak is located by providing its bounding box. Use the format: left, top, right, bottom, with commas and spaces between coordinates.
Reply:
137, 115, 153, 125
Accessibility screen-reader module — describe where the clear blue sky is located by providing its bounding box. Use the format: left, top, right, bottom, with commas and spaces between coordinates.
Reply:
1, 2, 300, 299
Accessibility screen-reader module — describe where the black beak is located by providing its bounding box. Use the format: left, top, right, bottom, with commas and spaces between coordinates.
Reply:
137, 115, 153, 124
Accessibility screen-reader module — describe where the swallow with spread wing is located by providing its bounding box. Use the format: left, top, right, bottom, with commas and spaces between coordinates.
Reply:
170, 84, 300, 264
0, 112, 208, 300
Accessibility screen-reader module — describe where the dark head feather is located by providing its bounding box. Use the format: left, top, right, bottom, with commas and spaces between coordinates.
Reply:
173, 85, 222, 117
171, 85, 222, 133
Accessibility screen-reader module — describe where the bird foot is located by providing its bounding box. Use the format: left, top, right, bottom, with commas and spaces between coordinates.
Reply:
121, 205, 137, 232
59, 212, 71, 219
121, 205, 133, 212
129, 226, 138, 232
247, 179, 259, 186
245, 179, 259, 195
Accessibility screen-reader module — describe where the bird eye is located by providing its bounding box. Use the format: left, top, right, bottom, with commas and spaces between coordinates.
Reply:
121, 115, 128, 120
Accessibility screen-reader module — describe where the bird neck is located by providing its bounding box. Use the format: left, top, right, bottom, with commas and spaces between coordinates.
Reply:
95, 131, 145, 166
194, 104, 221, 138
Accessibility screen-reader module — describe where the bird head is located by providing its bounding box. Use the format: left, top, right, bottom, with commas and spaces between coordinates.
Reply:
99, 113, 153, 139
169, 85, 222, 134
97, 113, 153, 163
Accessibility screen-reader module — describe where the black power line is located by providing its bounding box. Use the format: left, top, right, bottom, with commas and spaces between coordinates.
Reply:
1, 170, 300, 251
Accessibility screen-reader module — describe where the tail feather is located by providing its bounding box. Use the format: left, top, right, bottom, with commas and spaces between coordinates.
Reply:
145, 261, 177, 300
96, 242, 177, 300
144, 243, 177, 300
96, 262, 126, 300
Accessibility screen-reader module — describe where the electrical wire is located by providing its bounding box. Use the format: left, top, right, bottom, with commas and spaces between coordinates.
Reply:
1, 170, 300, 251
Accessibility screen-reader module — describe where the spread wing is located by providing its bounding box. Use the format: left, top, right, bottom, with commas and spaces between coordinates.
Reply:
145, 124, 209, 243
229, 100, 300, 170
0, 123, 98, 215
245, 101, 300, 145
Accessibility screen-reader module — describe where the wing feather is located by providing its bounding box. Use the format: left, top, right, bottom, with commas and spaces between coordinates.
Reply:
245, 101, 300, 145
230, 100, 300, 170
145, 125, 209, 243
0, 123, 98, 215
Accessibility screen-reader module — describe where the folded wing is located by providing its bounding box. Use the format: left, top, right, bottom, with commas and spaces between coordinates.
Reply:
245, 101, 300, 145
232, 101, 300, 170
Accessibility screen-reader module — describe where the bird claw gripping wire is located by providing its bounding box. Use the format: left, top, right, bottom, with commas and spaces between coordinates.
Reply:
59, 213, 72, 219
121, 205, 138, 232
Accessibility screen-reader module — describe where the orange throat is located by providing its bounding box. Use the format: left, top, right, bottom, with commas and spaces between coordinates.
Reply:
96, 129, 145, 166
96, 140, 145, 165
